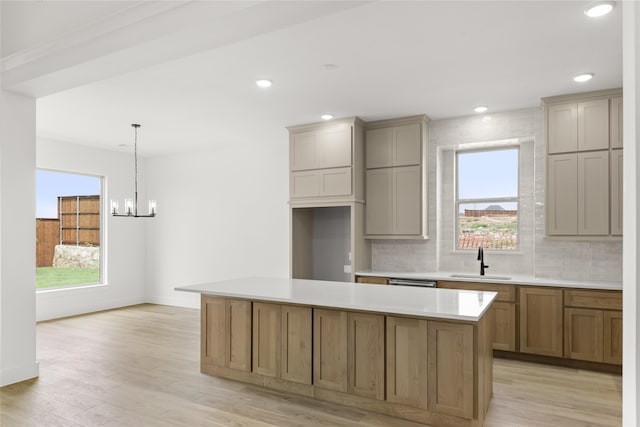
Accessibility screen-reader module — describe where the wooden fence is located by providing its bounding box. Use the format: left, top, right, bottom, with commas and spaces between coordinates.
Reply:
36, 218, 60, 267
36, 195, 100, 267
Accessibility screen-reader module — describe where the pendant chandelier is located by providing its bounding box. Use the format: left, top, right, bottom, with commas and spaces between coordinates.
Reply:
110, 124, 156, 218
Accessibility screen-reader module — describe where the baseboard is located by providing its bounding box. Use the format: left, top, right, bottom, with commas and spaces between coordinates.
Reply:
0, 361, 39, 387
146, 292, 199, 309
36, 294, 146, 321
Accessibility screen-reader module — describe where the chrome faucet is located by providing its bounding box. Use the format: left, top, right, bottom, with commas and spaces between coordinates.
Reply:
477, 246, 489, 276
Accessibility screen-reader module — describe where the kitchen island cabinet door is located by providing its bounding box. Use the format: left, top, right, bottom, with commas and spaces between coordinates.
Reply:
281, 305, 312, 385
519, 287, 563, 357
427, 321, 473, 419
386, 316, 428, 409
252, 302, 281, 377
603, 310, 623, 365
564, 307, 603, 362
226, 299, 252, 372
314, 309, 348, 392
201, 296, 227, 368
347, 312, 385, 400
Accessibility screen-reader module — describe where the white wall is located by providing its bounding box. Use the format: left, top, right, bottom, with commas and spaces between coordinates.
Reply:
145, 140, 289, 308
622, 2, 639, 425
371, 107, 623, 283
0, 91, 38, 386
36, 138, 147, 321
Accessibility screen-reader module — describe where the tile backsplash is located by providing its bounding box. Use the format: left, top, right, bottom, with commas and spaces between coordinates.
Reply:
371, 107, 623, 283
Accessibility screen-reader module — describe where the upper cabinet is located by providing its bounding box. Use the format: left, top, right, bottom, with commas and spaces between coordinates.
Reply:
543, 89, 622, 239
288, 118, 365, 205
364, 116, 429, 239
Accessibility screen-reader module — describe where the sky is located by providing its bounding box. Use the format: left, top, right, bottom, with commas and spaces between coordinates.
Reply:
36, 170, 101, 218
458, 148, 518, 201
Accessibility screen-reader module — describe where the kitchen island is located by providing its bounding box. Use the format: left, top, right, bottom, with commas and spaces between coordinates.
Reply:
176, 277, 497, 426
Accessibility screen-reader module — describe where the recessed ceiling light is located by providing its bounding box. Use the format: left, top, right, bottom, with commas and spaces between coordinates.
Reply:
474, 106, 488, 113
256, 79, 272, 88
321, 114, 334, 120
574, 73, 594, 82
584, 1, 615, 18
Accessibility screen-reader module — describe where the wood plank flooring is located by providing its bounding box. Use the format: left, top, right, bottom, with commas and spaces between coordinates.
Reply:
0, 304, 622, 426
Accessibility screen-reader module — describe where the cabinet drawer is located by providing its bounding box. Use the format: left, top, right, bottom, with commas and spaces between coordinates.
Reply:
564, 290, 622, 310
356, 276, 389, 285
437, 281, 516, 302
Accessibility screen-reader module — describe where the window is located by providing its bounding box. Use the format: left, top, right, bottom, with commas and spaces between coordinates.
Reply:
456, 147, 519, 250
36, 170, 103, 289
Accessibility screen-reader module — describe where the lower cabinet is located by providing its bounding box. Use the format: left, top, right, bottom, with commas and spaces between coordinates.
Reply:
564, 289, 622, 365
201, 296, 252, 372
427, 321, 474, 419
492, 302, 517, 351
347, 312, 385, 400
386, 316, 428, 409
313, 309, 349, 392
280, 305, 313, 384
519, 287, 563, 357
252, 302, 281, 377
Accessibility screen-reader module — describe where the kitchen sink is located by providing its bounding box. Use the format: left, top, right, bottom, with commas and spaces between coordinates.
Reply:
449, 273, 512, 281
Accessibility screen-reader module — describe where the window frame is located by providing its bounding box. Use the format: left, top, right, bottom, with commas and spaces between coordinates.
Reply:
35, 168, 106, 291
454, 145, 521, 252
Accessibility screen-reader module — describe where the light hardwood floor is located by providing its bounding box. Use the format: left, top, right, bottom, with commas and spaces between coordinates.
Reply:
0, 304, 622, 426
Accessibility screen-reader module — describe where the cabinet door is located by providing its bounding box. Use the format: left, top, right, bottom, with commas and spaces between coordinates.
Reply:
610, 97, 623, 148
366, 128, 393, 169
578, 99, 610, 151
548, 103, 578, 154
313, 309, 348, 392
347, 313, 385, 400
201, 296, 227, 367
291, 131, 317, 171
365, 169, 393, 235
318, 126, 352, 169
386, 316, 428, 409
253, 302, 281, 377
226, 300, 252, 371
564, 308, 603, 362
547, 154, 578, 235
319, 167, 352, 196
427, 321, 473, 419
290, 171, 318, 198
519, 287, 563, 357
611, 149, 623, 236
603, 310, 623, 365
393, 166, 422, 235
394, 123, 421, 166
578, 151, 609, 235
281, 305, 312, 384
492, 302, 517, 351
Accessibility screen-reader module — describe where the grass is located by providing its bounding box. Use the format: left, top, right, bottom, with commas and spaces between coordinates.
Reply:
36, 267, 100, 289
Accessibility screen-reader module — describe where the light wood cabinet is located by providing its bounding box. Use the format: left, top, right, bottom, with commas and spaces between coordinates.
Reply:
611, 149, 623, 236
438, 280, 516, 351
427, 321, 474, 419
519, 287, 563, 357
386, 316, 428, 409
364, 116, 429, 239
564, 307, 603, 362
564, 289, 622, 365
347, 312, 385, 400
366, 123, 421, 168
281, 305, 312, 384
201, 296, 252, 372
610, 96, 623, 148
355, 275, 388, 285
252, 302, 281, 377
313, 309, 348, 392
365, 165, 422, 237
604, 310, 623, 365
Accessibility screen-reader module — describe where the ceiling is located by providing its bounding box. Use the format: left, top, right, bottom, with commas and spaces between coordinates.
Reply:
4, 1, 623, 157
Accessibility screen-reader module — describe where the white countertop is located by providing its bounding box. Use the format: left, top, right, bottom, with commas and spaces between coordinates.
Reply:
355, 270, 622, 291
175, 277, 497, 322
